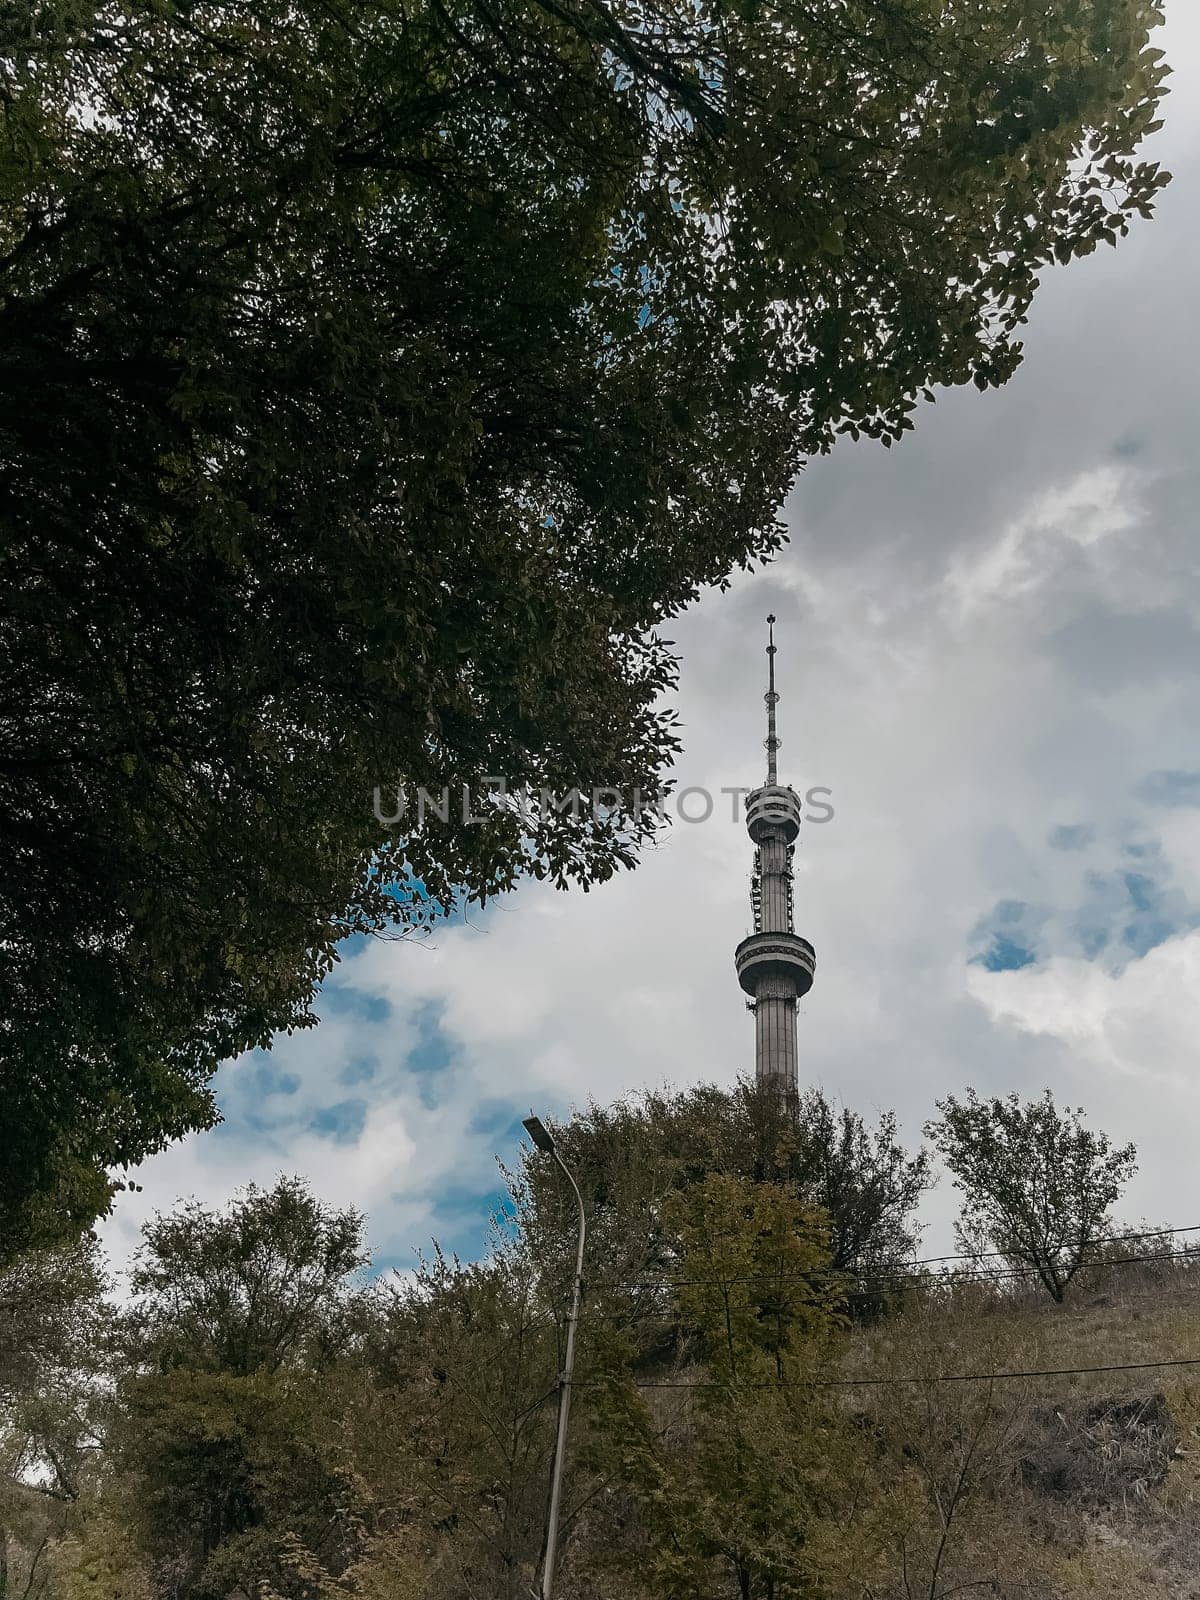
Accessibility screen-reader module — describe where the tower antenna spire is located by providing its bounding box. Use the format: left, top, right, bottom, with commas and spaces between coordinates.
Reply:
765, 613, 779, 785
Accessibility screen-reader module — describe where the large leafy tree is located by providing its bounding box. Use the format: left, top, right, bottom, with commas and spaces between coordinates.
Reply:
0, 0, 1170, 1246
512, 1079, 931, 1307
112, 1181, 372, 1600
0, 1237, 114, 1600
584, 1175, 903, 1599
349, 1248, 563, 1600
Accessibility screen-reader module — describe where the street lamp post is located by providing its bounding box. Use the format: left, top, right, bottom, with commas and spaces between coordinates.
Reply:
523, 1114, 586, 1600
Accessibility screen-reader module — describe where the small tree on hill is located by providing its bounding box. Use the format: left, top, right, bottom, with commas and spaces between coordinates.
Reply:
925, 1090, 1137, 1303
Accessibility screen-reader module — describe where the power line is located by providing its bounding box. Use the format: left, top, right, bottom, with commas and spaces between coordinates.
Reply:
527, 1243, 1200, 1333
862, 1221, 1200, 1271
612, 1223, 1200, 1289
612, 1355, 1200, 1391
607, 1241, 1200, 1294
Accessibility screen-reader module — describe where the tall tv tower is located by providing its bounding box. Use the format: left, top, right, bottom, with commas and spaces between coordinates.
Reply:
734, 616, 815, 1100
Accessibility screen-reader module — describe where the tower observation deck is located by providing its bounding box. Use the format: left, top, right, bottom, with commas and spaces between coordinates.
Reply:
734, 616, 814, 1100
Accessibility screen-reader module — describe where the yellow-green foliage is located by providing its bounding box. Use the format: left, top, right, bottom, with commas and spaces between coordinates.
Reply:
583, 1175, 908, 1600
46, 1514, 153, 1600
8, 1177, 1200, 1600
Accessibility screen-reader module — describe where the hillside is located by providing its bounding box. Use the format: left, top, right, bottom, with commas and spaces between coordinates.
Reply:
836, 1254, 1200, 1597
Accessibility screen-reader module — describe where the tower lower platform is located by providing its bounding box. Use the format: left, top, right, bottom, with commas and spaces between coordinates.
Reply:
734, 931, 816, 998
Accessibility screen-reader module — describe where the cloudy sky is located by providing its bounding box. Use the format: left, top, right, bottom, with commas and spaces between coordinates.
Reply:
105, 8, 1200, 1276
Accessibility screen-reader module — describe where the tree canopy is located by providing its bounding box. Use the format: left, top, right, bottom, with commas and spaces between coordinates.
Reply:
0, 1093, 1186, 1600
925, 1088, 1138, 1302
585, 1175, 896, 1600
114, 1181, 372, 1600
0, 0, 1171, 1245
126, 1177, 369, 1375
511, 1079, 931, 1308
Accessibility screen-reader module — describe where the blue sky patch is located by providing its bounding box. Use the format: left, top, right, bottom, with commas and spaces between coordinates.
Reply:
1138, 769, 1200, 808
309, 1098, 368, 1144
969, 899, 1046, 971
974, 935, 1038, 972
319, 968, 392, 1025
1048, 823, 1094, 851
1072, 850, 1200, 962
973, 815, 1200, 976
204, 1055, 302, 1146
338, 1055, 379, 1087
234, 1057, 302, 1101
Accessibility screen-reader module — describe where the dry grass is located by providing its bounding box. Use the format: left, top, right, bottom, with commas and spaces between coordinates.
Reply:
831, 1259, 1200, 1598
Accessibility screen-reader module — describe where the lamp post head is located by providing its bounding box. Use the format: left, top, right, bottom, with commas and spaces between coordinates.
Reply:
523, 1115, 556, 1154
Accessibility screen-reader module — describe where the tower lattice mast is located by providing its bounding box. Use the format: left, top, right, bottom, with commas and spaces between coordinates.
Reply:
734, 616, 815, 1100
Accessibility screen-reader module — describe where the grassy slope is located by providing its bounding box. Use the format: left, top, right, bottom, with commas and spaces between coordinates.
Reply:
838, 1257, 1200, 1597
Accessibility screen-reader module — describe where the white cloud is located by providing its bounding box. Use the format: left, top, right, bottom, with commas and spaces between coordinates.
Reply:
968, 933, 1200, 1087
942, 464, 1144, 624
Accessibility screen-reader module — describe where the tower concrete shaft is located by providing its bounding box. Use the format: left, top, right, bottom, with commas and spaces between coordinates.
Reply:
734, 616, 815, 1099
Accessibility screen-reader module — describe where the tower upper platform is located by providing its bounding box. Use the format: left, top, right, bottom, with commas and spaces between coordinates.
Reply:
745, 783, 802, 844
